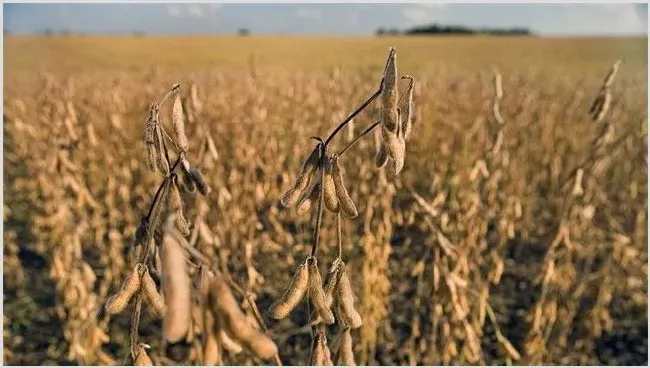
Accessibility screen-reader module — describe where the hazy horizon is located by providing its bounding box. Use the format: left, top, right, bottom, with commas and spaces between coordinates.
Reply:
4, 3, 649, 37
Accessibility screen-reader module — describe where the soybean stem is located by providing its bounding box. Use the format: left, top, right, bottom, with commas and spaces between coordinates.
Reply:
338, 120, 382, 157
324, 88, 381, 148
310, 146, 326, 258
336, 211, 342, 259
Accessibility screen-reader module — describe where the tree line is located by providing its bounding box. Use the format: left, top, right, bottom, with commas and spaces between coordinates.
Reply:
376, 23, 532, 36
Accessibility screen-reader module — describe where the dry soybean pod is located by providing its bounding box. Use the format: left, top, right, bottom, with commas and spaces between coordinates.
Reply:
323, 157, 340, 213
281, 143, 321, 208
269, 258, 310, 320
375, 141, 389, 169
336, 264, 362, 329
189, 167, 210, 196
210, 274, 278, 360
331, 155, 358, 218
105, 264, 143, 315
203, 310, 222, 365
161, 233, 192, 343
133, 343, 153, 366
169, 175, 190, 236
172, 92, 189, 153
308, 257, 335, 325
141, 266, 166, 318
400, 75, 414, 140
334, 327, 356, 366
309, 260, 342, 325
310, 328, 333, 366
380, 47, 399, 133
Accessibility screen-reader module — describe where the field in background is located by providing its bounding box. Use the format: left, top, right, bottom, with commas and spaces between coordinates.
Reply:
4, 35, 648, 365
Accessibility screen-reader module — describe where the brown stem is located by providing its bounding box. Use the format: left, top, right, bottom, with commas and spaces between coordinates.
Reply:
338, 120, 381, 157
310, 147, 326, 258
560, 128, 645, 189
145, 156, 183, 220
129, 292, 144, 358
336, 211, 342, 259
158, 83, 180, 108
323, 89, 381, 148
224, 276, 283, 366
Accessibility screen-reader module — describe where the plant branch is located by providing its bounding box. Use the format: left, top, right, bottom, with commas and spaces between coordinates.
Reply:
336, 211, 342, 259
323, 88, 381, 148
158, 83, 180, 108
310, 146, 326, 258
223, 275, 283, 366
145, 156, 183, 220
560, 128, 646, 190
338, 120, 381, 157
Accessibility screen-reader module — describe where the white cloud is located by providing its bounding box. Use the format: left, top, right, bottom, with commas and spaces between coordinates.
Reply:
188, 4, 204, 18
166, 5, 181, 17
297, 8, 321, 19
615, 4, 647, 34
419, 3, 447, 9
402, 7, 430, 23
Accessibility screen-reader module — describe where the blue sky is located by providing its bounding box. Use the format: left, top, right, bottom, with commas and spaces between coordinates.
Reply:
3, 3, 648, 36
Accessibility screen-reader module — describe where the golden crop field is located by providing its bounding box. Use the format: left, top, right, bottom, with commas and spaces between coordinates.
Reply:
3, 35, 648, 366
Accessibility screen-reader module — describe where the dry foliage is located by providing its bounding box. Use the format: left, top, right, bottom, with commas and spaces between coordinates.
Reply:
4, 36, 647, 366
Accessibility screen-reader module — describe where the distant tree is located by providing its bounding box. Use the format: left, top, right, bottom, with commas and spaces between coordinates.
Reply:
388, 28, 400, 36
401, 22, 532, 36
132, 31, 145, 38
375, 27, 387, 36
238, 28, 250, 36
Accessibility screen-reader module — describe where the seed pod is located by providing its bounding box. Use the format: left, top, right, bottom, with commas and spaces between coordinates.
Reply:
218, 328, 243, 355
154, 124, 170, 175
295, 171, 321, 212
310, 329, 333, 366
172, 94, 189, 153
590, 90, 611, 123
105, 265, 142, 315
179, 165, 196, 194
296, 198, 312, 216
203, 310, 222, 365
269, 260, 310, 320
308, 258, 335, 325
323, 158, 340, 213
189, 167, 210, 196
602, 59, 621, 89
134, 343, 153, 366
401, 76, 414, 140
147, 146, 159, 174
133, 217, 148, 247
161, 234, 191, 343
336, 265, 362, 329
382, 124, 405, 176
330, 155, 357, 218
497, 334, 521, 361
334, 327, 356, 366
375, 141, 389, 169
142, 267, 166, 318
380, 48, 399, 133
309, 261, 342, 325
280, 144, 321, 208
323, 261, 342, 308
144, 105, 156, 145
145, 105, 158, 172
210, 274, 278, 360
170, 176, 190, 236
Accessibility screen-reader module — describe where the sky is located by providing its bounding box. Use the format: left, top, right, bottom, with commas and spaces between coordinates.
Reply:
3, 3, 648, 36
